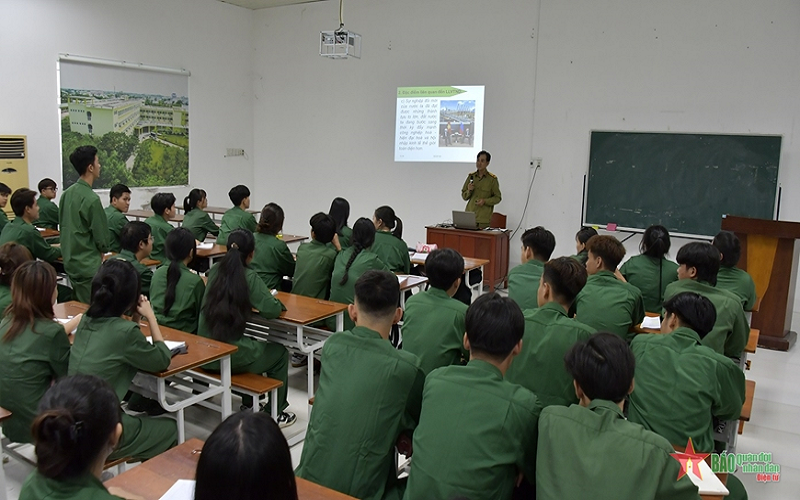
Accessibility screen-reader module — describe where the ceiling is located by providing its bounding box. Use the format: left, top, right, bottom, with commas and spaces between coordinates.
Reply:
217, 0, 328, 9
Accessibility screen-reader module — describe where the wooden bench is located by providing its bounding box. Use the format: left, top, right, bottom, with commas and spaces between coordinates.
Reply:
196, 369, 282, 419
738, 379, 755, 434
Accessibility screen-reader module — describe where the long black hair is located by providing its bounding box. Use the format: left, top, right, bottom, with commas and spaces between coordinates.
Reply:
328, 197, 350, 233
86, 260, 140, 318
184, 188, 206, 213
374, 205, 403, 239
163, 228, 197, 315
339, 218, 376, 286
257, 203, 284, 236
640, 225, 671, 259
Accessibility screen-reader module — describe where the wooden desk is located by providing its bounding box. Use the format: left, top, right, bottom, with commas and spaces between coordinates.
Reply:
0, 407, 9, 500
425, 226, 509, 291
411, 254, 489, 298
745, 328, 759, 354
56, 302, 237, 443
398, 275, 429, 308
671, 444, 729, 499
204, 206, 259, 222
127, 210, 184, 224
196, 235, 307, 266
37, 227, 59, 240
103, 252, 161, 269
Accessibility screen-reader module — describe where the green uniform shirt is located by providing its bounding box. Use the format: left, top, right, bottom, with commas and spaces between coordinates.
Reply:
69, 316, 171, 401
251, 232, 296, 289
20, 471, 122, 500
150, 262, 205, 333
217, 206, 256, 246
59, 179, 109, 279
628, 327, 746, 453
620, 255, 679, 313
338, 225, 353, 248
34, 196, 59, 230
297, 326, 424, 500
104, 205, 129, 254
573, 270, 645, 342
0, 285, 10, 319
664, 279, 749, 358
293, 239, 337, 299
105, 249, 153, 297
570, 249, 588, 265
536, 400, 701, 500
0, 217, 61, 264
329, 248, 389, 331
372, 231, 411, 274
401, 287, 468, 375
144, 215, 173, 264
0, 210, 8, 234
183, 208, 219, 242
461, 170, 501, 227
716, 266, 757, 311
403, 360, 540, 500
0, 317, 71, 443
506, 302, 595, 407
507, 259, 545, 311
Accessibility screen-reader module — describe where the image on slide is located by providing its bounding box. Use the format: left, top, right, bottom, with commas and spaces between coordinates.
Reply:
439, 100, 475, 147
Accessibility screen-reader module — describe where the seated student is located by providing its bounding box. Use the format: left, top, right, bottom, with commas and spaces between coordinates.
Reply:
68, 259, 178, 462
19, 375, 141, 500
297, 270, 424, 500
619, 225, 679, 313
329, 217, 389, 331
536, 333, 701, 500
372, 205, 411, 274
0, 182, 11, 233
0, 261, 81, 444
198, 229, 294, 426
293, 212, 340, 299
0, 188, 61, 264
329, 196, 352, 248
217, 184, 256, 246
144, 192, 176, 263
0, 242, 33, 317
182, 188, 219, 242
507, 226, 556, 310
34, 178, 59, 230
150, 228, 205, 334
628, 292, 745, 454
402, 248, 468, 375
251, 202, 296, 290
570, 226, 597, 265
572, 235, 645, 341
712, 230, 757, 311
106, 221, 154, 298
104, 183, 131, 253
403, 293, 540, 500
506, 257, 595, 407
663, 242, 749, 358
195, 412, 297, 500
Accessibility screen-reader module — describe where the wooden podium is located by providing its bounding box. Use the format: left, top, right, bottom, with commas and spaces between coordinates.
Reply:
426, 226, 509, 291
721, 215, 800, 351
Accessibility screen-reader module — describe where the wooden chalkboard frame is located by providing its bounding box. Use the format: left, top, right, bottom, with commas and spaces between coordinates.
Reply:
582, 130, 782, 238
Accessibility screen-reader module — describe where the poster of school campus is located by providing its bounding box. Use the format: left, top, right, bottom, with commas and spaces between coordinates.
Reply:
59, 59, 189, 189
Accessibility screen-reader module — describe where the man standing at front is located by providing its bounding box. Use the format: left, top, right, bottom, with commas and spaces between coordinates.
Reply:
60, 145, 109, 302
461, 150, 501, 228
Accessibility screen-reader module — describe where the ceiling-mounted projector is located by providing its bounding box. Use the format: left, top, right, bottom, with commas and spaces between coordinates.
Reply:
320, 28, 361, 59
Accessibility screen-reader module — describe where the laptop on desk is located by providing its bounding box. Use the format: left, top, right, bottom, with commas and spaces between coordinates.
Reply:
452, 210, 480, 230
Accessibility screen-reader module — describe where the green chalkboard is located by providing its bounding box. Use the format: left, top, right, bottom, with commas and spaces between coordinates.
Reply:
585, 132, 781, 237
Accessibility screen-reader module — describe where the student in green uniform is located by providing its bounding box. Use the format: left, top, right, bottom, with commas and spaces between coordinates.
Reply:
0, 242, 33, 318
402, 248, 468, 375
0, 188, 61, 264
570, 226, 597, 265
506, 256, 595, 407
150, 228, 204, 334
297, 270, 424, 500
104, 184, 131, 254
372, 205, 411, 274
507, 226, 556, 310
0, 261, 81, 444
573, 235, 645, 341
619, 225, 679, 313
664, 242, 749, 358
34, 178, 59, 230
195, 412, 298, 500
536, 333, 701, 500
217, 184, 256, 246
182, 188, 219, 242
329, 218, 390, 331
629, 292, 746, 454
19, 375, 141, 500
461, 150, 501, 228
329, 196, 352, 248
68, 259, 178, 461
251, 202, 295, 290
106, 221, 154, 297
0, 183, 11, 233
712, 230, 757, 311
293, 212, 339, 299
144, 192, 175, 263
60, 145, 110, 303
199, 229, 295, 426
403, 293, 540, 500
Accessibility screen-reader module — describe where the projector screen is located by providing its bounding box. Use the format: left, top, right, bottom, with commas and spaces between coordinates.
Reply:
394, 86, 484, 162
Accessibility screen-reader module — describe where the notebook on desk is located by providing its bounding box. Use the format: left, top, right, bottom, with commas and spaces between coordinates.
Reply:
452, 210, 480, 230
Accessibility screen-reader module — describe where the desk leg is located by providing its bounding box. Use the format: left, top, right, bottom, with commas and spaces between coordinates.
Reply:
177, 409, 185, 444
220, 356, 232, 420
478, 265, 485, 296
336, 311, 344, 332
0, 446, 8, 500
300, 325, 314, 406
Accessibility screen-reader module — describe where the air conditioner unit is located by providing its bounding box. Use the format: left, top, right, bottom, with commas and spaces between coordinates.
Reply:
0, 135, 30, 219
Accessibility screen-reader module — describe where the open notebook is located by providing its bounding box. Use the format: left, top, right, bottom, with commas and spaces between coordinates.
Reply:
146, 337, 188, 357
158, 479, 195, 500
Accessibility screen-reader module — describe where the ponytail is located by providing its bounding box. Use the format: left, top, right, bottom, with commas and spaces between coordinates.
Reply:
163, 228, 196, 315
374, 205, 402, 239
184, 188, 207, 213
86, 260, 140, 318
339, 218, 375, 286
202, 229, 254, 342
641, 225, 671, 259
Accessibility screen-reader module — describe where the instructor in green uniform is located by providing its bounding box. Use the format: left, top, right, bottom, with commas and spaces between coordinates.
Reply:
461, 150, 501, 228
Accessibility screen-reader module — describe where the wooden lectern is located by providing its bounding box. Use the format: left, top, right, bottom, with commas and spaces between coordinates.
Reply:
721, 215, 800, 351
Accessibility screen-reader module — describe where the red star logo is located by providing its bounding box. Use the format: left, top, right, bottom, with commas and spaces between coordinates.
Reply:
670, 438, 710, 481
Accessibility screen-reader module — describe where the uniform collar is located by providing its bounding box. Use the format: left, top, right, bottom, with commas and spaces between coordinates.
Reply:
524, 259, 544, 269
427, 286, 453, 300
669, 326, 702, 345
538, 301, 568, 316
309, 239, 326, 247
350, 325, 385, 340
467, 358, 503, 379
119, 249, 139, 262
77, 179, 92, 189
590, 270, 617, 280
11, 217, 27, 226
587, 399, 625, 419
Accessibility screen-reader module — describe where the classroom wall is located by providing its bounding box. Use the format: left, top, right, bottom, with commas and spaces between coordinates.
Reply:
0, 0, 255, 210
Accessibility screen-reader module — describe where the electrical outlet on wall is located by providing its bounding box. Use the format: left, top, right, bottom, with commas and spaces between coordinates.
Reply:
226, 148, 245, 157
